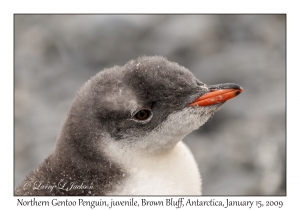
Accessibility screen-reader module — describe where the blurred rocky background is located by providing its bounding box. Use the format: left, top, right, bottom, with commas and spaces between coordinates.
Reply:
14, 15, 286, 195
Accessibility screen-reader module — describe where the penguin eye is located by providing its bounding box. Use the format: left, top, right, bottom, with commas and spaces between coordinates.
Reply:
133, 109, 152, 121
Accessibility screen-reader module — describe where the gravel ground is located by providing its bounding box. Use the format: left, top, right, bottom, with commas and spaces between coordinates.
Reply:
14, 14, 286, 195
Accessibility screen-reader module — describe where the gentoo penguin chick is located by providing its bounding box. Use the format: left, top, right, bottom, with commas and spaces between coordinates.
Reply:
15, 56, 242, 196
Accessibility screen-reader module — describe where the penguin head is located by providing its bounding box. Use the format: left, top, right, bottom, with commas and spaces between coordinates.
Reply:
57, 56, 242, 159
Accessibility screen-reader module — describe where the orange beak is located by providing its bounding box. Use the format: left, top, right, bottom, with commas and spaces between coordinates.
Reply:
189, 83, 243, 107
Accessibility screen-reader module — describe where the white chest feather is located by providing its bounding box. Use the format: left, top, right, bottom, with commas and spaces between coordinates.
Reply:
108, 141, 201, 195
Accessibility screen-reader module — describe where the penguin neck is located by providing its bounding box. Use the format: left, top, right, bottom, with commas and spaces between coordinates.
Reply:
101, 133, 186, 168
106, 140, 202, 195
52, 133, 126, 195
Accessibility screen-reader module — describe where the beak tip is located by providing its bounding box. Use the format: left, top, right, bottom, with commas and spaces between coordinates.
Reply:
235, 91, 242, 97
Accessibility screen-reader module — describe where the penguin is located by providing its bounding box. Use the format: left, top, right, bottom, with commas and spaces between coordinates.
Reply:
15, 56, 242, 196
